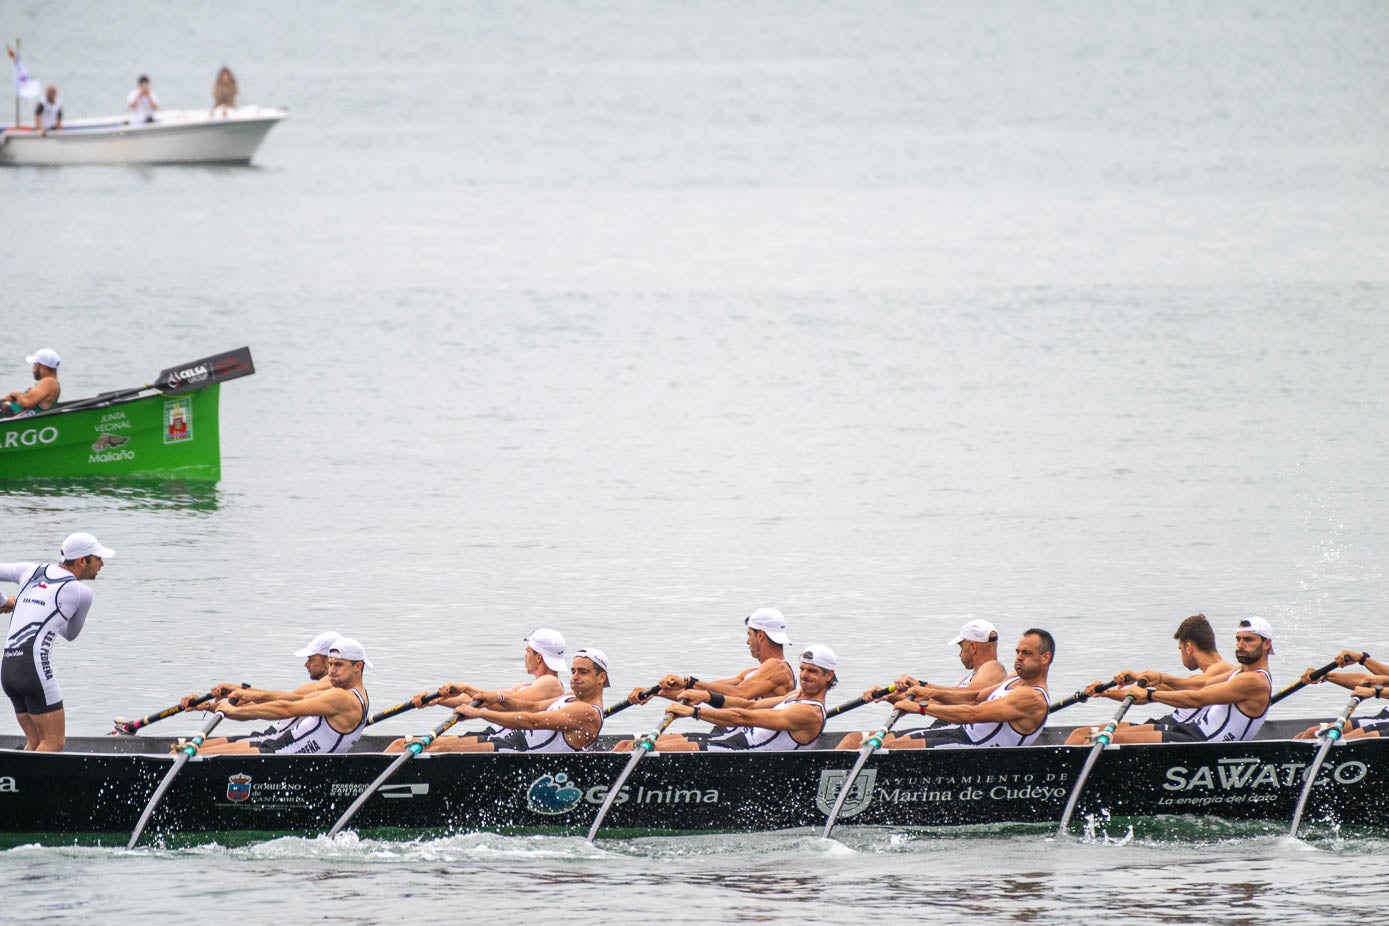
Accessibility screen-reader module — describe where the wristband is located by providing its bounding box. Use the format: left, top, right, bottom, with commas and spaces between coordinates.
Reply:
1145, 687, 1156, 703
692, 705, 702, 721
1361, 652, 1372, 665
918, 701, 929, 715
708, 692, 726, 709
686, 676, 699, 690
1375, 685, 1384, 699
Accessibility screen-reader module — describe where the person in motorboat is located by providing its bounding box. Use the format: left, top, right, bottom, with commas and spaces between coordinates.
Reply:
876, 629, 1055, 749
0, 348, 61, 418
1293, 649, 1389, 740
192, 638, 370, 755
1063, 612, 1234, 744
175, 630, 341, 751
835, 617, 1008, 750
1089, 618, 1274, 744
211, 66, 237, 116
34, 85, 62, 135
647, 644, 837, 751
127, 74, 159, 123
383, 627, 568, 753
0, 532, 112, 752
437, 648, 610, 753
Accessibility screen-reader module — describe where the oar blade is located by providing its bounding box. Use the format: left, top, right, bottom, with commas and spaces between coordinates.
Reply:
156, 346, 255, 395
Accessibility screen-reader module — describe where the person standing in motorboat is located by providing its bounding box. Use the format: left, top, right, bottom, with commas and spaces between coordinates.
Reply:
1, 348, 61, 418
211, 67, 237, 117
127, 75, 159, 123
34, 85, 62, 135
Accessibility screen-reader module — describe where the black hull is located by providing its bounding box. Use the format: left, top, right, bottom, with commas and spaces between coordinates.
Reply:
2, 729, 1387, 846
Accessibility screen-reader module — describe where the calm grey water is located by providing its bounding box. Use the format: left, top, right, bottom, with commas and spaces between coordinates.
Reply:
3, 1, 1388, 922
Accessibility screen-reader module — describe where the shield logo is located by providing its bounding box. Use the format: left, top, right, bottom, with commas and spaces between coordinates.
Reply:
816, 768, 878, 820
226, 773, 252, 803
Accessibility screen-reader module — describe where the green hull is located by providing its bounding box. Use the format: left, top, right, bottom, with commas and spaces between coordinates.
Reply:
0, 384, 222, 481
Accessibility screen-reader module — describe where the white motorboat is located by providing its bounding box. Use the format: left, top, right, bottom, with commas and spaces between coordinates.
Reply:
0, 105, 286, 166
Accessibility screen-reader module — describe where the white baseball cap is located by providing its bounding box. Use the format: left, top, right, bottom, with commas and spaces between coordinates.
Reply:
524, 627, 568, 673
294, 631, 342, 658
26, 348, 61, 368
745, 607, 791, 645
328, 637, 373, 667
1235, 617, 1275, 654
60, 532, 114, 560
799, 643, 838, 672
948, 619, 998, 647
573, 647, 611, 687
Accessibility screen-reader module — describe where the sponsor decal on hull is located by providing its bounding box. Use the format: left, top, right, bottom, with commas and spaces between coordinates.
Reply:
1, 425, 59, 451
1157, 757, 1368, 808
164, 398, 193, 443
522, 771, 723, 816
329, 782, 430, 799
815, 769, 878, 819
218, 774, 311, 810
0, 776, 18, 793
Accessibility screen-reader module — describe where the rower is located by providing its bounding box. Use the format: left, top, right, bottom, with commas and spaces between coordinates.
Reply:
1063, 613, 1233, 745
1293, 649, 1389, 740
1091, 618, 1274, 744
0, 532, 111, 752
440, 648, 610, 753
0, 348, 61, 418
383, 627, 568, 754
178, 630, 340, 751
194, 638, 371, 755
836, 618, 1007, 750
884, 629, 1055, 749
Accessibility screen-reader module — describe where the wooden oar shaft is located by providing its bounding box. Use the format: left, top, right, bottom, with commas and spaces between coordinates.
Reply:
1049, 680, 1117, 713
1289, 694, 1363, 838
826, 684, 896, 719
366, 689, 443, 726
1271, 659, 1341, 706
127, 712, 224, 849
1055, 694, 1137, 837
586, 711, 679, 842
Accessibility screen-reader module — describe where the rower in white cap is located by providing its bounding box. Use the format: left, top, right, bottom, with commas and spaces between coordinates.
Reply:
0, 532, 112, 751
1, 348, 61, 418
178, 630, 343, 751
640, 644, 839, 752
195, 638, 371, 755
384, 627, 569, 754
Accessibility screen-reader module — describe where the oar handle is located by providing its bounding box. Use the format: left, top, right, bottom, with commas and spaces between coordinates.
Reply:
1050, 680, 1117, 713
366, 689, 444, 726
1271, 659, 1341, 706
604, 685, 661, 718
826, 684, 897, 718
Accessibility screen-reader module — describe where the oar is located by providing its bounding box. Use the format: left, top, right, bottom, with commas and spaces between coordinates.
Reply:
327, 698, 482, 838
1289, 693, 1365, 838
1054, 693, 1138, 837
127, 711, 224, 849
365, 689, 443, 726
602, 685, 660, 719
586, 709, 679, 842
826, 685, 896, 719
1049, 681, 1117, 713
52, 346, 255, 414
821, 706, 909, 839
1270, 659, 1340, 706
110, 683, 249, 735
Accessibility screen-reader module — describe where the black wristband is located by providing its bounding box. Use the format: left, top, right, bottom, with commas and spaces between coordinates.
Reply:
1375, 685, 1383, 699
686, 676, 699, 689
1145, 687, 1156, 703
1360, 652, 1371, 665
692, 705, 702, 721
708, 692, 725, 709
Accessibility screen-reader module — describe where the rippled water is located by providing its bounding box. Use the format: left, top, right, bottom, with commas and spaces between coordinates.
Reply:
3, 0, 1388, 922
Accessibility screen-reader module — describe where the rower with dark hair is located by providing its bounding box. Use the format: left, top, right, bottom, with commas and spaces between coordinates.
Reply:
1293, 649, 1389, 740
1091, 618, 1274, 744
193, 638, 371, 755
623, 644, 838, 752
1063, 613, 1233, 745
442, 648, 610, 753
884, 629, 1055, 749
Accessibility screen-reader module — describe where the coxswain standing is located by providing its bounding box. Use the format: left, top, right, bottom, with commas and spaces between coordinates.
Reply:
0, 532, 112, 751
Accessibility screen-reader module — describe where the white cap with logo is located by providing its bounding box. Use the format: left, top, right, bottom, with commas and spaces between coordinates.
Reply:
328, 637, 373, 667
948, 619, 998, 647
1235, 617, 1275, 655
573, 647, 611, 687
799, 643, 838, 672
745, 607, 792, 645
26, 348, 61, 368
60, 532, 114, 560
294, 631, 342, 658
524, 627, 568, 673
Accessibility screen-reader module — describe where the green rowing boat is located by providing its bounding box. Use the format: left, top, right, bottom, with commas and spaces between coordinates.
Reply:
0, 347, 254, 482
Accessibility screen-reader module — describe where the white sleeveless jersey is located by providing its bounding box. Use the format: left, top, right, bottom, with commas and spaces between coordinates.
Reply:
1, 563, 92, 708
499, 694, 602, 753
707, 695, 827, 751
961, 675, 1048, 747
261, 689, 368, 755
1191, 668, 1271, 742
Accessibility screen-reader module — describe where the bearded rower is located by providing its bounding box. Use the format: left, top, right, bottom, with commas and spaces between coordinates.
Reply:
384, 627, 568, 754
193, 638, 371, 755
442, 648, 611, 753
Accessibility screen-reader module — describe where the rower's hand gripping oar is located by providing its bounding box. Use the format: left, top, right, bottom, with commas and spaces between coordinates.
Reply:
365, 689, 444, 726
1289, 692, 1366, 838
1049, 681, 1118, 714
127, 711, 225, 849
603, 685, 661, 719
821, 704, 909, 839
826, 684, 897, 719
1055, 693, 1138, 837
586, 708, 679, 842
111, 683, 249, 736
1271, 659, 1341, 706
327, 697, 481, 838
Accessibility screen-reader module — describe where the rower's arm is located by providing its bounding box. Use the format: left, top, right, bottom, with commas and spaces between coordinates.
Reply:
907, 684, 989, 705
11, 379, 57, 410
924, 687, 1044, 726
510, 676, 564, 702
1142, 672, 1265, 709
700, 661, 795, 699
461, 703, 598, 736
688, 702, 819, 738
692, 666, 757, 697
216, 688, 351, 722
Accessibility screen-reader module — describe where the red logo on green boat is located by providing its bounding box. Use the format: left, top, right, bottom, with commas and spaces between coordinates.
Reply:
163, 399, 193, 444
227, 774, 252, 803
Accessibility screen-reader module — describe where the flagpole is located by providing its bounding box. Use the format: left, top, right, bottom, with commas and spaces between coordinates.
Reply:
13, 39, 19, 129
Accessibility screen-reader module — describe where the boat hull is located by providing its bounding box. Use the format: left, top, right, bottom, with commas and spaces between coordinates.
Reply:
1, 731, 1385, 846
0, 385, 221, 481
0, 108, 285, 165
